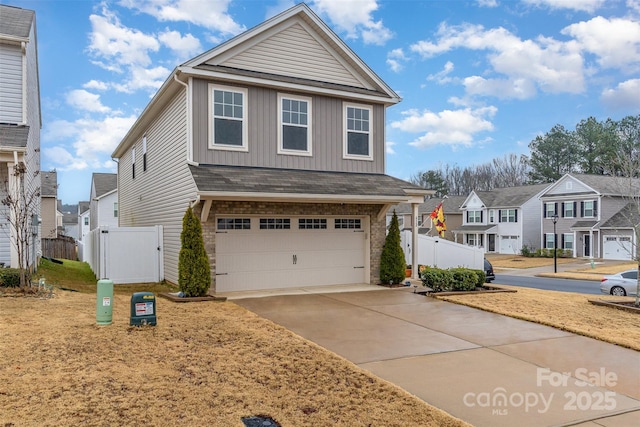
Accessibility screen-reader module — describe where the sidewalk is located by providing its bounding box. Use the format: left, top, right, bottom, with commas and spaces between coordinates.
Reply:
235, 286, 640, 427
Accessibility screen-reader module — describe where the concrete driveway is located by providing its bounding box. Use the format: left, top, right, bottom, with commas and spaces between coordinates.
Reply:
234, 286, 640, 427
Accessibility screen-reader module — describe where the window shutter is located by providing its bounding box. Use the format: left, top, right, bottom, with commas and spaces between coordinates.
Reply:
554, 202, 558, 216
466, 211, 469, 222
580, 201, 584, 217
515, 210, 518, 222
573, 202, 577, 216
561, 234, 565, 247
498, 209, 502, 222
561, 202, 565, 218
480, 211, 484, 223
594, 200, 598, 217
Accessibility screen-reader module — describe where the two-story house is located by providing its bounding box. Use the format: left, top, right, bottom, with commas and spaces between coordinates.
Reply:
89, 173, 118, 230
112, 4, 428, 293
539, 173, 639, 260
456, 184, 550, 254
78, 201, 90, 241
0, 4, 41, 268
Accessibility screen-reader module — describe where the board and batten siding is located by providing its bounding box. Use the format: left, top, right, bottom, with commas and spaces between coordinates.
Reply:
118, 89, 196, 285
215, 21, 368, 89
0, 42, 23, 124
191, 79, 385, 174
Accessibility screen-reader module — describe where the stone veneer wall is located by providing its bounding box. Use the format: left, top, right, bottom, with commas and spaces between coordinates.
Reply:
193, 201, 386, 293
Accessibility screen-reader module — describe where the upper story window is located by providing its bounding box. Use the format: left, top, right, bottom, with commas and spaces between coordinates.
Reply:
467, 210, 482, 223
113, 202, 118, 218
489, 210, 495, 223
84, 216, 89, 226
132, 146, 136, 179
563, 201, 575, 218
499, 209, 517, 223
581, 200, 597, 218
210, 85, 248, 151
142, 135, 148, 172
344, 104, 372, 160
544, 202, 557, 218
278, 94, 312, 156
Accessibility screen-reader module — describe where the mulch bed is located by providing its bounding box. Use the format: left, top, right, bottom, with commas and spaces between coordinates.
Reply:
159, 292, 227, 302
427, 285, 517, 297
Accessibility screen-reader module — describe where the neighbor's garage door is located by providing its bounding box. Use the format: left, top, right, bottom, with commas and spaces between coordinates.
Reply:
603, 235, 633, 260
500, 235, 518, 254
215, 216, 367, 292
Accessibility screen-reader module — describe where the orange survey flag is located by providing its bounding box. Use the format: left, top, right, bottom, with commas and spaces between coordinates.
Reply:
430, 202, 446, 237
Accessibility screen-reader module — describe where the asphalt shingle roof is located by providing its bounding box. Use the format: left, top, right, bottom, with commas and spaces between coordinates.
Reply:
189, 165, 426, 198
601, 202, 640, 229
391, 195, 467, 215
472, 183, 551, 208
41, 171, 57, 197
0, 5, 34, 39
78, 201, 90, 215
92, 173, 117, 198
571, 174, 640, 196
0, 125, 29, 148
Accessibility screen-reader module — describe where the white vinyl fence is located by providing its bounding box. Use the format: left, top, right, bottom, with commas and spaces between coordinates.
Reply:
401, 230, 484, 270
81, 226, 164, 284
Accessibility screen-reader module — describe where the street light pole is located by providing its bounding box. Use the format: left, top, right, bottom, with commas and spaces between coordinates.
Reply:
552, 214, 558, 273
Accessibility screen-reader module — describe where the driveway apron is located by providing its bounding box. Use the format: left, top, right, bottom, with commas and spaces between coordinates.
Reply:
234, 287, 640, 427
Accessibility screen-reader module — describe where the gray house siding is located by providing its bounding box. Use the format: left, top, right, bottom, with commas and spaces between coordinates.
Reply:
521, 198, 542, 251
0, 42, 22, 123
118, 89, 196, 285
191, 78, 385, 174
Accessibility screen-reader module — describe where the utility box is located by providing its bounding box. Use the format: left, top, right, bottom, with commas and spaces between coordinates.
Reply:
130, 292, 157, 326
96, 279, 114, 325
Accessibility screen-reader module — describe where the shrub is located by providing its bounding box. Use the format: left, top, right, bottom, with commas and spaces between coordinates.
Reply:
471, 269, 486, 286
520, 245, 533, 257
380, 210, 406, 285
421, 267, 453, 292
0, 268, 21, 287
178, 206, 211, 297
450, 268, 478, 291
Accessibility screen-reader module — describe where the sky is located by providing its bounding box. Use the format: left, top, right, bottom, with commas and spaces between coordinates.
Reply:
2, 0, 640, 207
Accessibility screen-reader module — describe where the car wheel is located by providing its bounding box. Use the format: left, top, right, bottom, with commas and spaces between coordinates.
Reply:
610, 286, 627, 297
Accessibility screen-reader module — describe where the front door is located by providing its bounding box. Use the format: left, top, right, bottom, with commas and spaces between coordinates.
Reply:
583, 235, 591, 257
488, 234, 495, 252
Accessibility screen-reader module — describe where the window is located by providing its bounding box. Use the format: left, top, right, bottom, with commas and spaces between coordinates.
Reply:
563, 234, 573, 250
563, 202, 574, 218
132, 146, 136, 179
299, 218, 326, 229
545, 233, 555, 249
210, 85, 247, 150
344, 104, 372, 160
622, 270, 638, 280
278, 94, 311, 155
544, 202, 557, 218
113, 202, 118, 218
259, 218, 290, 230
499, 209, 517, 223
335, 218, 361, 229
582, 200, 596, 218
467, 234, 478, 246
489, 210, 495, 223
142, 135, 147, 172
84, 216, 89, 226
467, 210, 482, 223
217, 218, 250, 230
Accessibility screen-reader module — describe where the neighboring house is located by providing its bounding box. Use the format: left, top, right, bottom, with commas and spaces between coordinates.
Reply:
389, 195, 466, 240
40, 171, 58, 238
89, 173, 118, 230
78, 201, 90, 241
539, 173, 640, 260
61, 204, 78, 240
456, 184, 550, 254
112, 4, 429, 293
0, 4, 42, 268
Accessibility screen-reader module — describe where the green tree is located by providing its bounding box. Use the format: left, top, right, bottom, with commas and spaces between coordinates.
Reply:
410, 170, 448, 198
614, 115, 640, 177
528, 124, 579, 183
574, 117, 617, 175
380, 210, 406, 284
178, 206, 211, 297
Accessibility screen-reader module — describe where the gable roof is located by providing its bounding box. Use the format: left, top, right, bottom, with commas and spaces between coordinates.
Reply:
41, 171, 57, 198
91, 173, 117, 199
601, 202, 640, 229
462, 183, 550, 209
78, 201, 90, 215
189, 164, 428, 203
541, 173, 640, 197
0, 4, 34, 40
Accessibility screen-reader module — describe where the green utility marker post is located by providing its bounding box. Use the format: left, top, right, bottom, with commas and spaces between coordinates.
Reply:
96, 279, 114, 325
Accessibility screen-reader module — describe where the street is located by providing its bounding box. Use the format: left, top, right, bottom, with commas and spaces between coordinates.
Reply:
494, 274, 602, 295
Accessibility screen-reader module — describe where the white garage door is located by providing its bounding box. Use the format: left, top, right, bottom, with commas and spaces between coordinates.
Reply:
603, 236, 633, 260
500, 235, 518, 254
215, 216, 367, 292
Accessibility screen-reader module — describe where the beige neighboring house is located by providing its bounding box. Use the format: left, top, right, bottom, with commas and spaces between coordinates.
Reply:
389, 195, 466, 241
112, 3, 430, 293
40, 172, 58, 238
89, 173, 118, 230
0, 4, 42, 268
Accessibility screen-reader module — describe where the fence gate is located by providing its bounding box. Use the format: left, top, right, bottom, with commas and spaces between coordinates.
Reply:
84, 226, 163, 284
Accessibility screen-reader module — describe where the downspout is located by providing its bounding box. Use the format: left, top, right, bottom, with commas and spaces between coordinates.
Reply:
173, 74, 196, 165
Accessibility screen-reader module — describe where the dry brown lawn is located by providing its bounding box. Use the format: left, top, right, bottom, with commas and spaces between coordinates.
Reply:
0, 290, 469, 427
438, 286, 640, 351
485, 254, 577, 269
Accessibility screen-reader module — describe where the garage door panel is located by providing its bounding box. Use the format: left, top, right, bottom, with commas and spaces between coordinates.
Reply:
603, 236, 633, 261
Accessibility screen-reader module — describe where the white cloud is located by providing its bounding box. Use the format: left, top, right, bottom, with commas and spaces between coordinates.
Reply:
44, 115, 138, 169
601, 79, 640, 111
65, 90, 111, 113
523, 0, 606, 13
119, 0, 245, 35
562, 16, 640, 71
386, 48, 407, 72
476, 0, 498, 7
112, 65, 170, 94
42, 146, 88, 171
463, 76, 537, 99
427, 61, 455, 84
158, 30, 202, 60
83, 80, 109, 91
391, 106, 497, 149
311, 0, 393, 45
410, 23, 585, 98
386, 141, 396, 154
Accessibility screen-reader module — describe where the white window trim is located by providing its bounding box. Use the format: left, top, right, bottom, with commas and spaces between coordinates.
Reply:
277, 93, 312, 157
583, 200, 595, 218
343, 102, 373, 161
209, 84, 248, 152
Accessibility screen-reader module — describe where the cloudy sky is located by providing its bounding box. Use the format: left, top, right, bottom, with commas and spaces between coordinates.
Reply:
3, 0, 640, 205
